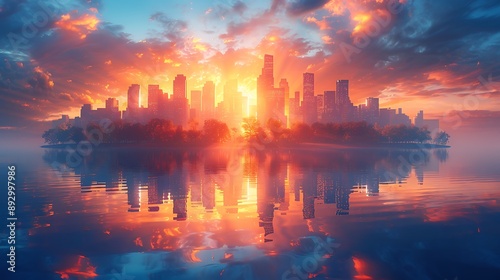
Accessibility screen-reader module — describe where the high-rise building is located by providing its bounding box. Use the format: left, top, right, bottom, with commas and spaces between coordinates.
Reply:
289, 91, 301, 124
279, 78, 289, 122
190, 90, 202, 119
127, 84, 140, 110
336, 80, 353, 122
316, 94, 324, 122
302, 73, 316, 124
366, 97, 379, 124
172, 75, 188, 126
148, 85, 161, 117
336, 80, 349, 106
202, 81, 215, 119
81, 104, 92, 120
105, 98, 119, 111
224, 79, 238, 113
323, 91, 335, 122
257, 54, 274, 123
173, 74, 187, 99
270, 87, 286, 126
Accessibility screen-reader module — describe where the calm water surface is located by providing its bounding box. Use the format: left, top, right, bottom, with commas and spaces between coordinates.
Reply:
1, 144, 499, 280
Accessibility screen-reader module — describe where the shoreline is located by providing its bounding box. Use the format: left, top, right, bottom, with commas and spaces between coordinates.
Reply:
40, 142, 450, 150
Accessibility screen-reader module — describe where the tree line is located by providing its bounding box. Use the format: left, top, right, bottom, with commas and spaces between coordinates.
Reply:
42, 117, 450, 146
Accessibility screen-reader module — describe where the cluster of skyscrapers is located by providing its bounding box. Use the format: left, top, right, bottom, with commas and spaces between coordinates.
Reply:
54, 54, 438, 132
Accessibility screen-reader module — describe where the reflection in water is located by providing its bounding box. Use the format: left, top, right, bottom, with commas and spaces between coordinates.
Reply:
43, 147, 436, 239
7, 145, 498, 279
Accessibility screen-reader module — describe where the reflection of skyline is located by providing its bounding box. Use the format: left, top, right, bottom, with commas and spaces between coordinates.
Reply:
44, 148, 444, 238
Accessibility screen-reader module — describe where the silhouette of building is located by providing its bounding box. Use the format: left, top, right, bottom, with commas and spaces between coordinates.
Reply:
127, 84, 140, 110
392, 108, 411, 126
302, 73, 316, 124
190, 90, 202, 121
366, 97, 379, 124
172, 75, 189, 126
316, 94, 324, 122
323, 90, 336, 123
202, 81, 215, 120
289, 91, 302, 124
415, 110, 439, 134
148, 85, 162, 117
336, 80, 354, 122
257, 54, 275, 123
279, 79, 290, 125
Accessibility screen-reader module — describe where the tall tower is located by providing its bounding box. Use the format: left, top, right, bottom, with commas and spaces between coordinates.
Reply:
191, 90, 202, 112
172, 75, 188, 126
302, 73, 316, 124
202, 81, 215, 119
336, 80, 349, 106
279, 78, 289, 124
324, 91, 335, 122
148, 85, 161, 116
336, 80, 351, 122
257, 54, 274, 123
127, 84, 140, 110
366, 97, 379, 124
224, 79, 238, 113
173, 74, 187, 99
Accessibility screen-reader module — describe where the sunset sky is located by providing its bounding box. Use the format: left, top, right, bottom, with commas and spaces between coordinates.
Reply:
1, 0, 500, 129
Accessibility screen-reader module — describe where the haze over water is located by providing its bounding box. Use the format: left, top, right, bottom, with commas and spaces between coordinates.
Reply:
1, 136, 499, 280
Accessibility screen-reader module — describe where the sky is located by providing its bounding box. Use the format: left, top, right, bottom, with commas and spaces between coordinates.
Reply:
1, 0, 500, 131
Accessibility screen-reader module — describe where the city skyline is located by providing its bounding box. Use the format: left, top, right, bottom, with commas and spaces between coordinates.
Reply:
61, 54, 439, 132
1, 0, 499, 130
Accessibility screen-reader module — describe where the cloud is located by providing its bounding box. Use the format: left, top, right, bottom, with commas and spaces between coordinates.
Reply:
286, 0, 330, 16
1, 0, 500, 129
150, 12, 188, 41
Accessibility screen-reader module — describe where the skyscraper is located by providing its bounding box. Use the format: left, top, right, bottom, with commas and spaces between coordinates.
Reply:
224, 79, 238, 113
127, 84, 140, 110
324, 90, 335, 122
335, 80, 349, 106
148, 85, 161, 116
190, 90, 202, 118
172, 75, 188, 126
336, 80, 353, 122
366, 97, 379, 124
202, 81, 215, 119
302, 73, 316, 124
257, 54, 274, 123
173, 74, 187, 99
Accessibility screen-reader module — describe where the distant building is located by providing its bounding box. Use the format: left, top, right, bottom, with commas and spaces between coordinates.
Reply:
302, 73, 316, 124
172, 75, 188, 126
323, 90, 336, 123
415, 110, 439, 134
336, 80, 354, 122
257, 54, 275, 123
316, 94, 324, 122
127, 84, 140, 110
366, 97, 379, 124
202, 81, 215, 119
190, 90, 202, 120
148, 85, 161, 117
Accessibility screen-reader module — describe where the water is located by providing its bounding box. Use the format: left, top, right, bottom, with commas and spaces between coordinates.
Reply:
1, 144, 499, 279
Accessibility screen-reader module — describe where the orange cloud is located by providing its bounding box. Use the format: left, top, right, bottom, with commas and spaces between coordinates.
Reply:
306, 16, 331, 30
55, 12, 100, 39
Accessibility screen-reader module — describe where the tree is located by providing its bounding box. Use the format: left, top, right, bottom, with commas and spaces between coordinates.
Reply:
266, 118, 285, 142
42, 128, 59, 144
433, 131, 450, 145
242, 117, 261, 141
203, 119, 230, 144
